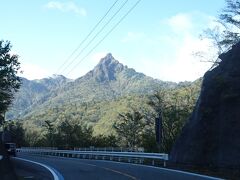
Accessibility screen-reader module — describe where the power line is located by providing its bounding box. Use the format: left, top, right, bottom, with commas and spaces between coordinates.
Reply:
66, 0, 142, 76
11, 0, 142, 122
56, 0, 120, 74
28, 0, 124, 114
59, 0, 129, 75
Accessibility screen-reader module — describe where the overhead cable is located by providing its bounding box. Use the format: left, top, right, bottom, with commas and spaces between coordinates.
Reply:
56, 0, 120, 74
66, 0, 142, 76
60, 0, 129, 75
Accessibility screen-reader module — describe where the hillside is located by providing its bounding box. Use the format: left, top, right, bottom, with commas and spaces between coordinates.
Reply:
6, 53, 201, 136
6, 75, 70, 119
7, 53, 175, 120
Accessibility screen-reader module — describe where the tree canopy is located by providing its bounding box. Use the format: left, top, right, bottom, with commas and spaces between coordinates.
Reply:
0, 40, 21, 125
196, 0, 240, 68
113, 110, 146, 148
219, 0, 240, 48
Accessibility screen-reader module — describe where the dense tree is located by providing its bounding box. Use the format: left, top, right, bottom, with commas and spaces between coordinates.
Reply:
43, 120, 54, 147
23, 123, 43, 147
148, 83, 200, 153
53, 119, 93, 149
147, 90, 165, 150
0, 40, 21, 125
92, 135, 118, 147
4, 121, 27, 147
0, 40, 21, 179
113, 110, 146, 148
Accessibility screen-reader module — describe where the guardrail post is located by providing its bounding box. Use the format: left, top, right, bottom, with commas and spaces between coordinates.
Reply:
163, 160, 166, 167
152, 160, 155, 166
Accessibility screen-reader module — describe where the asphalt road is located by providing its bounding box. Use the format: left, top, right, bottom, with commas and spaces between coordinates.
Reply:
11, 157, 54, 180
13, 153, 221, 180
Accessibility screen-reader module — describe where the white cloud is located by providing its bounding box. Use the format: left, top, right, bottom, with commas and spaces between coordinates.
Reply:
121, 32, 145, 43
45, 1, 86, 16
166, 36, 215, 82
20, 63, 51, 80
166, 13, 193, 33
135, 38, 215, 82
151, 12, 220, 82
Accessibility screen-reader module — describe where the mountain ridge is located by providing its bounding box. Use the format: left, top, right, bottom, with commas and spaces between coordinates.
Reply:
7, 53, 181, 122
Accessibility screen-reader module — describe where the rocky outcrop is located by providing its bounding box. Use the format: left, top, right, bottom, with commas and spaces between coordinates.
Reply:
170, 42, 240, 168
87, 53, 125, 82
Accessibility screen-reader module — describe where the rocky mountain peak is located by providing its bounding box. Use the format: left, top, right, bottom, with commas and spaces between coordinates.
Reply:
99, 53, 114, 62
97, 53, 121, 68
91, 53, 125, 82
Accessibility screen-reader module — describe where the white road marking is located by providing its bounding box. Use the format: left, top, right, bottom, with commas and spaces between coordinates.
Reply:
13, 157, 64, 180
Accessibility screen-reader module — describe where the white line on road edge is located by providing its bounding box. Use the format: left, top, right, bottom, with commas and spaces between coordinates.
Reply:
146, 166, 223, 180
13, 157, 64, 180
92, 160, 223, 180
31, 153, 222, 180
98, 160, 223, 180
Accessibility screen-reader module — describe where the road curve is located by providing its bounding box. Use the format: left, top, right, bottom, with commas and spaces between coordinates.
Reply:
15, 152, 222, 180
11, 157, 56, 180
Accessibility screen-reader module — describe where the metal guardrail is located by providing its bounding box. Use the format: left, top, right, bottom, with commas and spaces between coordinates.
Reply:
20, 146, 144, 152
74, 147, 145, 152
17, 148, 169, 167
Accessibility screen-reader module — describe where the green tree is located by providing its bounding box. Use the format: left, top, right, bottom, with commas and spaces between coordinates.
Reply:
147, 90, 165, 151
92, 134, 117, 147
43, 120, 54, 147
23, 125, 43, 147
113, 110, 145, 148
0, 40, 21, 125
55, 119, 93, 149
148, 85, 199, 153
219, 0, 240, 48
4, 121, 27, 147
196, 0, 240, 67
0, 40, 21, 179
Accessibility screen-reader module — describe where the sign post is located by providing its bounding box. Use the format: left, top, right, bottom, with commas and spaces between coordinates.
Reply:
155, 114, 162, 152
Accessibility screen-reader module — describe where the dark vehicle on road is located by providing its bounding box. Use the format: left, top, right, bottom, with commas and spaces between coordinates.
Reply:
5, 143, 16, 156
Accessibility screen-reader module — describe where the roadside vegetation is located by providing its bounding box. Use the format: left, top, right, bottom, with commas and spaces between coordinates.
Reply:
5, 79, 201, 153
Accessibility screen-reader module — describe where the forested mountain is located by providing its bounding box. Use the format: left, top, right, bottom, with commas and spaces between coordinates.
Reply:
46, 53, 176, 104
6, 75, 70, 119
7, 53, 175, 120
6, 53, 201, 139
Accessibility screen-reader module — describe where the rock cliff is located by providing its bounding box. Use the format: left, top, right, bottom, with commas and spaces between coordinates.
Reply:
170, 42, 240, 168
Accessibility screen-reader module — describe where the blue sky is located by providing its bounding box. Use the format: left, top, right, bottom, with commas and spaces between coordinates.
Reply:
1, 0, 226, 82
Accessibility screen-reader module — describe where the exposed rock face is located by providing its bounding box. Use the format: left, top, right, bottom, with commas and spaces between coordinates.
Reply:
170, 43, 240, 168
86, 53, 125, 82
